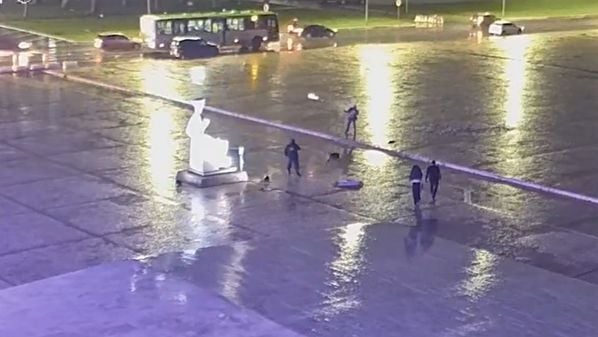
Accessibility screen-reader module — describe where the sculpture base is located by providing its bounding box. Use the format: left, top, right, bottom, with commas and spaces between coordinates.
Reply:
176, 169, 248, 188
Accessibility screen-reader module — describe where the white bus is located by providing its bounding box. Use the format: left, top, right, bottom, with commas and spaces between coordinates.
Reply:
140, 10, 280, 53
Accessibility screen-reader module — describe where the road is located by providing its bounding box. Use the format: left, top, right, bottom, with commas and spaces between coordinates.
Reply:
0, 16, 597, 67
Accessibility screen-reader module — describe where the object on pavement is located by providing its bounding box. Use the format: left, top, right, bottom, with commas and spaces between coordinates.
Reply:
334, 178, 363, 190
307, 93, 320, 101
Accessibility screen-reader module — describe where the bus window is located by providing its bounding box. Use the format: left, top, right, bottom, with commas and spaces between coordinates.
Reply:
226, 17, 245, 31
157, 20, 173, 35
244, 17, 257, 30
203, 19, 212, 32
188, 19, 201, 32
258, 15, 278, 32
212, 19, 224, 33
174, 20, 187, 35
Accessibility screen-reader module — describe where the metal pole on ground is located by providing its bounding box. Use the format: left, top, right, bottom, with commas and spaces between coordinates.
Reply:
146, 0, 151, 14
405, 0, 408, 13
365, 0, 369, 26
396, 0, 402, 21
501, 0, 506, 17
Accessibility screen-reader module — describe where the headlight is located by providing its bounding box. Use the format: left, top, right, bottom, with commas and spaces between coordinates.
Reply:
233, 38, 239, 44
159, 43, 165, 48
18, 41, 31, 49
262, 36, 268, 41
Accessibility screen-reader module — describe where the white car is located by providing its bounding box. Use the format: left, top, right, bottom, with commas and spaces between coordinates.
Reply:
488, 20, 524, 36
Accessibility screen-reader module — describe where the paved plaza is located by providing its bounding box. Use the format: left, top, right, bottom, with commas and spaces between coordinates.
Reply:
1, 18, 598, 336
0, 73, 598, 336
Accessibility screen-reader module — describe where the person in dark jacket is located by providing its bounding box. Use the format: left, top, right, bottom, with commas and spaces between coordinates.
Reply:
284, 139, 301, 176
425, 160, 441, 202
344, 104, 359, 139
409, 165, 423, 206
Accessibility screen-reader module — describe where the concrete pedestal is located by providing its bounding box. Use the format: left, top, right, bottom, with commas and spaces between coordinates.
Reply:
177, 146, 248, 188
176, 169, 248, 188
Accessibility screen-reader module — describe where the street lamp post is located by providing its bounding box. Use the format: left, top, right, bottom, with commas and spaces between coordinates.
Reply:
501, 0, 506, 17
146, 0, 151, 14
364, 0, 369, 26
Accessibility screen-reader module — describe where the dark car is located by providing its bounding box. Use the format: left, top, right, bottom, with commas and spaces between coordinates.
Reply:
290, 24, 337, 50
170, 37, 219, 59
94, 33, 141, 51
300, 25, 337, 39
0, 36, 31, 52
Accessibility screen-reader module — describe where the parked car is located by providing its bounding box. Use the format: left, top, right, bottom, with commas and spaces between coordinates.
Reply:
470, 12, 497, 29
170, 37, 219, 59
488, 20, 524, 36
94, 33, 141, 51
0, 36, 31, 51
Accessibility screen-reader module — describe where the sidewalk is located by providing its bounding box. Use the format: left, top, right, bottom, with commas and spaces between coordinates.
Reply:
1, 74, 598, 335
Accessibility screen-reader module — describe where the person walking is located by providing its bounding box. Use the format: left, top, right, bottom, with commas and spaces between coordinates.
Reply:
284, 138, 301, 176
409, 165, 423, 206
344, 103, 359, 139
425, 160, 441, 202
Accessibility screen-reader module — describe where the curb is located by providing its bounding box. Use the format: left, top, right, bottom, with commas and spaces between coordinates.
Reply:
0, 23, 76, 43
43, 70, 598, 206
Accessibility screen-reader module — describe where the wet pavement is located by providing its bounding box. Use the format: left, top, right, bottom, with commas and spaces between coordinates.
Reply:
1, 16, 598, 69
1, 72, 598, 335
64, 28, 598, 197
2, 22, 598, 335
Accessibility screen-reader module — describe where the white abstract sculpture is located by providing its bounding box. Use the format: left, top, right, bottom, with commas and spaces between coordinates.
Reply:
185, 99, 232, 175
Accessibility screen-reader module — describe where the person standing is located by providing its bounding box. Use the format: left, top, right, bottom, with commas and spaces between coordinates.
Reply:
344, 104, 359, 139
425, 160, 441, 202
284, 139, 301, 176
409, 165, 423, 206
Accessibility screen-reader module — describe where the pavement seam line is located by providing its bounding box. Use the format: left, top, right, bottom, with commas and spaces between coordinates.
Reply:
0, 180, 143, 254
0, 236, 93, 259
43, 70, 598, 207
0, 23, 76, 43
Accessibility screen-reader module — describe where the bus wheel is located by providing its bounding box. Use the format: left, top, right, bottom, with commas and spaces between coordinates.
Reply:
251, 36, 263, 52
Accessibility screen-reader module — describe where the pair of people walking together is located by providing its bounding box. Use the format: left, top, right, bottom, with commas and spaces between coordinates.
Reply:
409, 161, 441, 206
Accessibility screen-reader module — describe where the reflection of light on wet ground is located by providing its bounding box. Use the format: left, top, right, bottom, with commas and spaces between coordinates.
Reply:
358, 45, 395, 169
139, 61, 181, 99
359, 45, 394, 149
221, 241, 251, 305
190, 66, 206, 85
493, 36, 532, 129
361, 149, 388, 167
459, 249, 498, 300
318, 223, 367, 317
250, 62, 259, 82
248, 57, 260, 91
491, 35, 535, 171
143, 103, 178, 195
